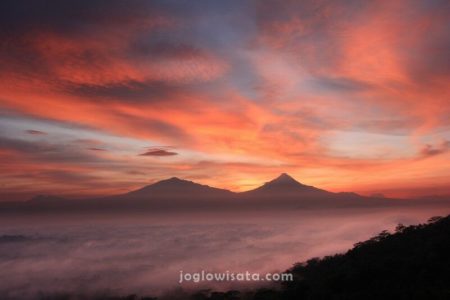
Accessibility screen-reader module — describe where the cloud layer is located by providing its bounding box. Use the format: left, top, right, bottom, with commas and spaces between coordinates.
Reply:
0, 0, 449, 200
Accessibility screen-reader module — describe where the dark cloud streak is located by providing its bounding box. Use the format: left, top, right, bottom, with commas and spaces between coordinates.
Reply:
139, 148, 178, 157
25, 129, 47, 135
420, 140, 450, 158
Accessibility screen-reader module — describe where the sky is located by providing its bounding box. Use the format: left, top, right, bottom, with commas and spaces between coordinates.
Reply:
0, 0, 449, 201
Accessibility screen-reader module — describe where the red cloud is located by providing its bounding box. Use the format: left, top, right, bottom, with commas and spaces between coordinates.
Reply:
0, 0, 449, 200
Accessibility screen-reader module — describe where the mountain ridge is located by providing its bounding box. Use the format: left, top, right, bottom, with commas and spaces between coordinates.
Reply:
25, 173, 337, 203
0, 173, 445, 213
125, 176, 234, 198
242, 173, 329, 196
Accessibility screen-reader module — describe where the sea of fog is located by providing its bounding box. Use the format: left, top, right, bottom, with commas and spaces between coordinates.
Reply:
0, 207, 448, 299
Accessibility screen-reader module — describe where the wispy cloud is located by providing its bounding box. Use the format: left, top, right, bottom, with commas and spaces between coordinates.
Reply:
0, 0, 449, 199
420, 140, 450, 158
25, 129, 47, 135
139, 148, 178, 157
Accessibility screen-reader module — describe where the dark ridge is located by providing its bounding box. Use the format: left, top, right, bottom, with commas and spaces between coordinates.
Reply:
1, 174, 444, 213
279, 215, 450, 299
242, 173, 330, 196
125, 176, 233, 197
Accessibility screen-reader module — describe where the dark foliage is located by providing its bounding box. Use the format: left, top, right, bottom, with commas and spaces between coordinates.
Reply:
281, 214, 450, 299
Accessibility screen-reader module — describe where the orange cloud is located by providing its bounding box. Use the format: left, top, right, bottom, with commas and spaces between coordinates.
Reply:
0, 0, 449, 200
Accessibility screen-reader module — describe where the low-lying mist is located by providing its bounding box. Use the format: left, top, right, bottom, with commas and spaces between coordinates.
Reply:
0, 206, 448, 299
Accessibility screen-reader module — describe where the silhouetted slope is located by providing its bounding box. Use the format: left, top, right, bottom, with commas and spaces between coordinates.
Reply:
0, 174, 441, 213
243, 173, 327, 195
279, 214, 450, 299
97, 177, 236, 211
240, 173, 390, 209
125, 177, 233, 198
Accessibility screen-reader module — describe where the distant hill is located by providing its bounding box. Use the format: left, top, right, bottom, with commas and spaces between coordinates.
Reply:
242, 173, 328, 196
0, 174, 446, 213
101, 177, 236, 211
123, 177, 233, 199
240, 173, 394, 209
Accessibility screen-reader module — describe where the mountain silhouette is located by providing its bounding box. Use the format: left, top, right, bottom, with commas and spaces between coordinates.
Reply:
243, 173, 328, 196
112, 173, 364, 210
125, 177, 233, 198
239, 173, 373, 209
0, 173, 444, 213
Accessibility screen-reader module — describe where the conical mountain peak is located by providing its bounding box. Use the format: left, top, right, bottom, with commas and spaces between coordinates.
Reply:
158, 177, 187, 184
244, 173, 327, 195
126, 176, 233, 197
271, 173, 299, 184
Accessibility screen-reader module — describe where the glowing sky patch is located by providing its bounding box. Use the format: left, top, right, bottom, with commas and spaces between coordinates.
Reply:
0, 0, 449, 200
